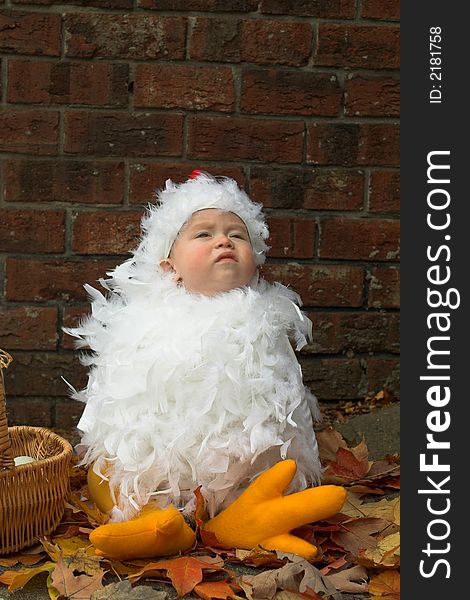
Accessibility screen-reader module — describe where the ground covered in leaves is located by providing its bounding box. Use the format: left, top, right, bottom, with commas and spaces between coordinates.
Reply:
0, 426, 400, 600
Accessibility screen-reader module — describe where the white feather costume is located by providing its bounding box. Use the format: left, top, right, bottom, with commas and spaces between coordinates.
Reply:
67, 173, 322, 521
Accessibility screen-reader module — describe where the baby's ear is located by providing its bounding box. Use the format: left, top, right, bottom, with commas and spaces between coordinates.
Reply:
159, 259, 175, 274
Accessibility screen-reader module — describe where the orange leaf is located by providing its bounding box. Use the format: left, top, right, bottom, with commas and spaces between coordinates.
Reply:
152, 555, 222, 597
194, 581, 239, 600
0, 553, 45, 567
0, 562, 55, 591
194, 486, 209, 528
368, 570, 400, 598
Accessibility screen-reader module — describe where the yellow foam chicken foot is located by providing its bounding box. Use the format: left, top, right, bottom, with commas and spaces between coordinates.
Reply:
87, 467, 195, 559
203, 459, 346, 561
89, 504, 196, 560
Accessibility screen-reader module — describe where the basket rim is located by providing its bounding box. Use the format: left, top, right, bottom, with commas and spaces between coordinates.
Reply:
0, 425, 73, 479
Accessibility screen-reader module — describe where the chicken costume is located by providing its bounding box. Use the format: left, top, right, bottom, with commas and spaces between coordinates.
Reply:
68, 172, 346, 560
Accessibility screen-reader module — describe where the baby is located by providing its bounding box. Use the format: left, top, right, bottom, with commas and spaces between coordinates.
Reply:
68, 172, 345, 560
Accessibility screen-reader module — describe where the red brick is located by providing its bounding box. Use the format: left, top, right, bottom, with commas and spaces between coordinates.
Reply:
3, 397, 54, 428
55, 398, 85, 430
315, 24, 399, 69
262, 264, 364, 307
241, 69, 341, 116
7, 60, 129, 107
134, 64, 234, 112
64, 112, 183, 157
345, 74, 399, 117
367, 266, 400, 308
0, 209, 65, 253
0, 11, 60, 56
267, 217, 315, 259
260, 0, 355, 17
249, 167, 364, 210
190, 18, 312, 66
0, 306, 58, 350
369, 171, 400, 213
129, 162, 245, 205
0, 110, 59, 155
72, 211, 142, 255
188, 116, 304, 163
5, 258, 118, 302
320, 218, 400, 261
4, 159, 125, 205
14, 0, 133, 6
62, 306, 91, 350
361, 0, 400, 21
64, 14, 186, 60
3, 352, 86, 397
307, 123, 400, 167
366, 358, 400, 398
305, 311, 399, 355
139, 0, 258, 11
300, 357, 364, 400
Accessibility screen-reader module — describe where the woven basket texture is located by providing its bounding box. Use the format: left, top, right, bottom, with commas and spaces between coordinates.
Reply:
1, 350, 73, 555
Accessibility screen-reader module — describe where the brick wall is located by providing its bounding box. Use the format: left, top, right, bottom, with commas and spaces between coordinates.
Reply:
0, 0, 400, 430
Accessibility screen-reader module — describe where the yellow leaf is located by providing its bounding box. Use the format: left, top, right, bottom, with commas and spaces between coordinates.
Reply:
53, 534, 96, 557
0, 562, 55, 592
341, 493, 400, 525
360, 532, 400, 568
369, 570, 400, 598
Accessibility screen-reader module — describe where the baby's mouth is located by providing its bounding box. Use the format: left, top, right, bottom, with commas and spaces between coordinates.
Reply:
216, 252, 237, 262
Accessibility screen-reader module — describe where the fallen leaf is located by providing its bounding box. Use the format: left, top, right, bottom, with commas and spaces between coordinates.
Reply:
317, 427, 347, 463
240, 556, 341, 600
359, 532, 400, 568
0, 553, 45, 567
91, 580, 168, 599
319, 555, 348, 575
368, 570, 400, 598
235, 546, 284, 567
53, 534, 97, 557
325, 565, 368, 593
194, 580, 239, 600
66, 547, 104, 576
0, 562, 55, 591
341, 494, 400, 525
132, 555, 223, 597
324, 447, 371, 483
331, 517, 389, 557
51, 553, 104, 600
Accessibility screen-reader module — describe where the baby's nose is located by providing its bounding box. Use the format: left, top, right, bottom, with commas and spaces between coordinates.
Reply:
216, 235, 233, 247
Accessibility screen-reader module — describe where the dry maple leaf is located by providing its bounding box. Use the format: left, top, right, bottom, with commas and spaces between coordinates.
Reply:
368, 570, 400, 599
325, 564, 368, 593
130, 555, 223, 597
194, 580, 240, 600
239, 556, 342, 600
51, 553, 104, 600
324, 447, 371, 483
331, 517, 390, 558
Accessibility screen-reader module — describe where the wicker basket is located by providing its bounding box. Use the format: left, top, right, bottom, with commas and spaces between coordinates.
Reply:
0, 349, 73, 555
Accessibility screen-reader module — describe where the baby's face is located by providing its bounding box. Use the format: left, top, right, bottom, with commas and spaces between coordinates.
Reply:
161, 209, 257, 297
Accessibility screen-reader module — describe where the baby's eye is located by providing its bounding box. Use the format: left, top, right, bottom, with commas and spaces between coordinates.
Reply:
230, 232, 246, 239
195, 231, 211, 238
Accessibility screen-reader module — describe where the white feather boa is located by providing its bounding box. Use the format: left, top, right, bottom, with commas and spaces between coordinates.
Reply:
68, 273, 321, 520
